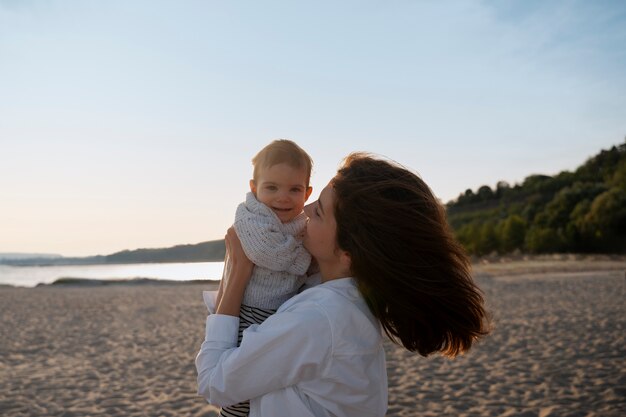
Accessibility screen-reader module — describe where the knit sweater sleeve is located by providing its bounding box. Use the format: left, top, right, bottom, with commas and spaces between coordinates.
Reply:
232, 195, 311, 275
234, 214, 311, 275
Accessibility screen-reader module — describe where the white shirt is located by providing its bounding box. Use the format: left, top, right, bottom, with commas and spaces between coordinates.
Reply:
195, 277, 388, 417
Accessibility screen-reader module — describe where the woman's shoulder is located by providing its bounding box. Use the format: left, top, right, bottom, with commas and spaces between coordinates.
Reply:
279, 278, 383, 354
281, 277, 357, 310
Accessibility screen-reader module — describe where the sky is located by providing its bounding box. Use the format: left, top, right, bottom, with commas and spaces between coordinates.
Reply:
1, 0, 625, 257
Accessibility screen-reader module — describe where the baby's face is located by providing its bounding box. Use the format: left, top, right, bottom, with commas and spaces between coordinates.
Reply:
251, 162, 312, 223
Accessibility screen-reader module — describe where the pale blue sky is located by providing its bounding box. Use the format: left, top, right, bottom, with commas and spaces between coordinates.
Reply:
1, 0, 625, 256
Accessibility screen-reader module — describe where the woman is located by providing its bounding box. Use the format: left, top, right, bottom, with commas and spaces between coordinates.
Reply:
196, 153, 490, 417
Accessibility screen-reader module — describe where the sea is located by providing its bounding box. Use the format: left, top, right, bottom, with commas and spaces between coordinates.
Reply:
0, 262, 225, 288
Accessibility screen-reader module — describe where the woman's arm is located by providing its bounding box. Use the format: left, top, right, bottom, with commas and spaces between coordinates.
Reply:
196, 300, 331, 406
215, 253, 226, 309
216, 227, 254, 316
196, 228, 331, 406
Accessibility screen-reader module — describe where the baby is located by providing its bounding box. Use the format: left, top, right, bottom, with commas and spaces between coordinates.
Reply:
218, 139, 313, 417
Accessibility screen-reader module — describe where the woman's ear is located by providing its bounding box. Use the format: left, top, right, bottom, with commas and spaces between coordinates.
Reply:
249, 179, 257, 194
305, 186, 313, 201
339, 250, 352, 274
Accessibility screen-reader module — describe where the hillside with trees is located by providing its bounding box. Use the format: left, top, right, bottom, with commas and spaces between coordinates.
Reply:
1, 240, 226, 266
5, 142, 624, 266
447, 140, 626, 255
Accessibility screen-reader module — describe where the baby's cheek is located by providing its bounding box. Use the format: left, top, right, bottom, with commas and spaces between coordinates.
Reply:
294, 202, 306, 212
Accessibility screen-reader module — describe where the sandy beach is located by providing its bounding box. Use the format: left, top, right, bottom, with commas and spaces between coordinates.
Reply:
1, 258, 625, 417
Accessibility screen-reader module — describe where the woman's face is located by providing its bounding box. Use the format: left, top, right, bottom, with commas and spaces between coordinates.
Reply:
303, 182, 350, 280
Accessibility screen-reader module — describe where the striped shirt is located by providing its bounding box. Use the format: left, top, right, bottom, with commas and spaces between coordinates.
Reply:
220, 305, 276, 417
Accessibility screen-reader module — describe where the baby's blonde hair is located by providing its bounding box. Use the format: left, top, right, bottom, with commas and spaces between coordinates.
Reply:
252, 139, 313, 187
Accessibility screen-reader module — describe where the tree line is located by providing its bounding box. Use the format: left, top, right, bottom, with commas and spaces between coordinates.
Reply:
446, 140, 626, 255
1, 240, 226, 266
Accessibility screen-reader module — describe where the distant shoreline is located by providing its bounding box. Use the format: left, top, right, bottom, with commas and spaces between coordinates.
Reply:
1, 254, 624, 290
0, 261, 225, 289
1, 259, 218, 268
471, 253, 626, 277
15, 277, 221, 288
0, 239, 226, 267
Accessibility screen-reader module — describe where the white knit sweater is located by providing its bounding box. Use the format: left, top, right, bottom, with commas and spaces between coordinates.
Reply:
229, 192, 312, 309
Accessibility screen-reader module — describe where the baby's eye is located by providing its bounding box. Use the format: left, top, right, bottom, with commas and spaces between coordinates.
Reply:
266, 185, 277, 191
291, 187, 303, 193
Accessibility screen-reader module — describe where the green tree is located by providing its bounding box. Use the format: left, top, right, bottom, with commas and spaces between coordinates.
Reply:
495, 181, 511, 198
525, 227, 563, 253
538, 182, 606, 229
610, 159, 626, 188
569, 199, 592, 251
500, 215, 527, 252
447, 139, 626, 254
477, 185, 494, 202
580, 188, 626, 250
476, 221, 499, 255
455, 221, 480, 254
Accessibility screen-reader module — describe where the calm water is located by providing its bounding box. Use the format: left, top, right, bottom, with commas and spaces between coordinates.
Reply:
0, 262, 225, 288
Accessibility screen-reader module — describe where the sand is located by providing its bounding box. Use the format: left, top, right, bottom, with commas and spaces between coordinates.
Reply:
1, 259, 625, 417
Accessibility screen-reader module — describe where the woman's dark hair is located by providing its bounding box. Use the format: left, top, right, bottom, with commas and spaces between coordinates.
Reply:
332, 153, 490, 357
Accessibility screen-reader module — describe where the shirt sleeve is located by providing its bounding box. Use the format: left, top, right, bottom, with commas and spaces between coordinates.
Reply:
202, 291, 218, 314
195, 303, 332, 407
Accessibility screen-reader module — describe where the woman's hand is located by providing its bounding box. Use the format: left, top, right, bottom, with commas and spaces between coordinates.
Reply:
216, 227, 254, 317
225, 227, 254, 281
